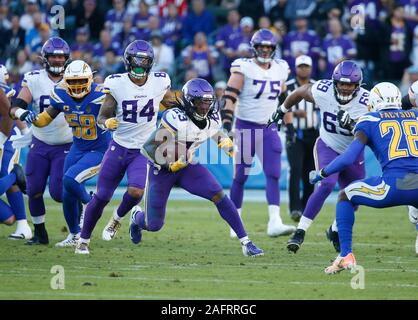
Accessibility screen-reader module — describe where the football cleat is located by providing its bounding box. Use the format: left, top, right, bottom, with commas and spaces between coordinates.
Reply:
55, 233, 80, 247
289, 210, 302, 222
408, 206, 418, 224
102, 212, 122, 241
8, 220, 32, 240
324, 253, 356, 274
12, 163, 27, 194
129, 206, 144, 244
267, 218, 296, 237
326, 225, 341, 252
286, 228, 305, 253
242, 241, 264, 257
75, 241, 90, 255
25, 223, 49, 245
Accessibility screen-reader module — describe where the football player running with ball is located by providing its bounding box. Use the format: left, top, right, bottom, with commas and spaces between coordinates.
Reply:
221, 29, 295, 238
129, 78, 264, 257
269, 60, 370, 253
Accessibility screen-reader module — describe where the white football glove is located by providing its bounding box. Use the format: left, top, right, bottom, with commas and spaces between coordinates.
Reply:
9, 128, 33, 149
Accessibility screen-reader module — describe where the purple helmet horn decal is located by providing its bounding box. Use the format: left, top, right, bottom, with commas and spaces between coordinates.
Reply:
123, 40, 154, 79
182, 78, 216, 121
250, 29, 278, 64
41, 37, 71, 76
332, 60, 363, 105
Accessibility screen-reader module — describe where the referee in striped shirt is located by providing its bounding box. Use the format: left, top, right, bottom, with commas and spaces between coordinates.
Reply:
282, 55, 319, 222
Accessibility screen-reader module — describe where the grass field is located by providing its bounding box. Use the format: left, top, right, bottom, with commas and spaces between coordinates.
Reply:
0, 198, 417, 300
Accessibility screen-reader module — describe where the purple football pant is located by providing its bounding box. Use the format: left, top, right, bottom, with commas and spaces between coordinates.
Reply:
302, 138, 365, 221
142, 163, 247, 238
231, 118, 282, 209
26, 136, 72, 218
81, 140, 147, 240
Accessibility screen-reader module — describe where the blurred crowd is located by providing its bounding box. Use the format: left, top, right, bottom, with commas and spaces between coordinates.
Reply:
0, 0, 418, 95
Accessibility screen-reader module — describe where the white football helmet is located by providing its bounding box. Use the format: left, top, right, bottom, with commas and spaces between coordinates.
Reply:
369, 82, 402, 111
63, 60, 93, 99
0, 64, 10, 85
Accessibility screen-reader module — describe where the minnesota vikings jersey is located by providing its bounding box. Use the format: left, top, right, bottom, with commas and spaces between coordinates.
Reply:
408, 80, 418, 106
160, 107, 222, 156
355, 109, 418, 175
230, 58, 290, 125
22, 69, 73, 145
50, 82, 111, 152
311, 79, 370, 154
103, 72, 171, 149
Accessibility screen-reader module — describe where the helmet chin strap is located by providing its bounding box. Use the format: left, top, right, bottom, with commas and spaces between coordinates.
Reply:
256, 56, 272, 64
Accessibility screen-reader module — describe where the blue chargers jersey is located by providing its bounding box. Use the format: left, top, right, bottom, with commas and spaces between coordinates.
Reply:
354, 109, 418, 175
0, 83, 17, 139
50, 82, 111, 152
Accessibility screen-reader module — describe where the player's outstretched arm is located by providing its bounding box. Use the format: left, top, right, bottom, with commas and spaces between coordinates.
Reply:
98, 93, 118, 130
160, 90, 177, 110
32, 106, 60, 127
268, 83, 315, 129
221, 72, 244, 133
0, 89, 13, 141
310, 131, 368, 184
9, 86, 32, 122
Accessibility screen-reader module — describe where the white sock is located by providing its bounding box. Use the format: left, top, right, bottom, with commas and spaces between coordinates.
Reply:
80, 237, 90, 244
268, 205, 282, 224
16, 219, 29, 228
113, 210, 123, 222
331, 219, 338, 232
239, 236, 250, 245
32, 215, 45, 225
298, 216, 313, 231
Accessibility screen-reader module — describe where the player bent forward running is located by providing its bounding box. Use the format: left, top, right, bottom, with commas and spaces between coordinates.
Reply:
309, 82, 418, 273
129, 78, 264, 257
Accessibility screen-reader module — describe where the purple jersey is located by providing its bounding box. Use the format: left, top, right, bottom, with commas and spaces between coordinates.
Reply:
160, 16, 183, 46
71, 42, 94, 54
105, 9, 127, 37
282, 30, 321, 75
182, 46, 219, 81
390, 25, 408, 62
132, 13, 152, 30
93, 42, 122, 57
349, 0, 387, 30
397, 0, 418, 31
216, 24, 243, 70
321, 35, 357, 78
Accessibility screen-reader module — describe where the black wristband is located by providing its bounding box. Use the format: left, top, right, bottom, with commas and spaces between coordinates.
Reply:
223, 94, 237, 104
223, 121, 232, 133
221, 109, 234, 121
12, 98, 29, 110
225, 86, 241, 95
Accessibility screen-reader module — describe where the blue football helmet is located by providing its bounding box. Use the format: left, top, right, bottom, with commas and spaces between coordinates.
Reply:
332, 60, 363, 105
123, 40, 154, 79
182, 78, 217, 121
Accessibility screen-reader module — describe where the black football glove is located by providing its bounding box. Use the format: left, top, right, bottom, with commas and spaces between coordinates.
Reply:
267, 106, 286, 130
337, 110, 355, 132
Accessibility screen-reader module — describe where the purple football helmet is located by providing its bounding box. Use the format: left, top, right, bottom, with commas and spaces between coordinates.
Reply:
41, 37, 71, 76
123, 40, 154, 79
332, 60, 363, 104
250, 29, 278, 64
182, 78, 216, 121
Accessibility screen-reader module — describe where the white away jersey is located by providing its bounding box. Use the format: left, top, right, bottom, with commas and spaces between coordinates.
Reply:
103, 72, 171, 149
22, 69, 73, 145
161, 107, 221, 156
408, 80, 418, 106
230, 58, 289, 124
311, 79, 370, 154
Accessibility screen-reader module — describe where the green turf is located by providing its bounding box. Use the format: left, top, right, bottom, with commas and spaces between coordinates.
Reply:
0, 199, 417, 300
